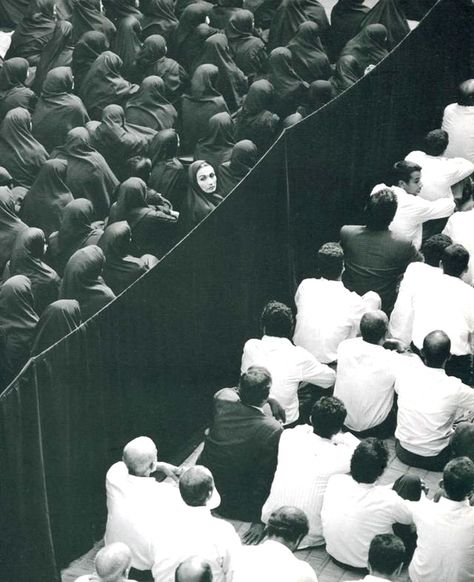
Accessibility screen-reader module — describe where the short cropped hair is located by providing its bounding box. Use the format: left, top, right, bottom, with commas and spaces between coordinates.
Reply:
351, 438, 389, 484
442, 244, 470, 277
360, 311, 388, 344
424, 129, 449, 156
239, 366, 272, 407
421, 234, 452, 267
179, 466, 214, 507
311, 397, 346, 439
266, 506, 309, 543
317, 243, 344, 280
365, 189, 397, 230
443, 457, 474, 502
457, 79, 474, 106
175, 557, 213, 582
422, 330, 451, 368
392, 160, 421, 185
368, 534, 405, 575
261, 300, 294, 339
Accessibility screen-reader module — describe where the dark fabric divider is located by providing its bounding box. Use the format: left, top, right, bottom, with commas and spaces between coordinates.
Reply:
0, 2, 472, 580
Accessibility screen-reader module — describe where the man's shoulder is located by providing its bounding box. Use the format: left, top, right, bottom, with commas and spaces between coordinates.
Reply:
340, 224, 364, 239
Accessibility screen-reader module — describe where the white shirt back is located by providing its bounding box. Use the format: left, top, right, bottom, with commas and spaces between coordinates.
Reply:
443, 208, 474, 285
442, 103, 474, 163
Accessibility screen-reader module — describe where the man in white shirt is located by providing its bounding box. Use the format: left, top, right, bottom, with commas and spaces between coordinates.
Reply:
409, 457, 474, 582
443, 194, 474, 284
261, 396, 359, 548
232, 506, 317, 582
241, 300, 335, 426
346, 534, 405, 582
321, 438, 414, 572
373, 161, 455, 249
75, 542, 137, 582
105, 436, 183, 572
442, 78, 474, 163
175, 557, 213, 582
293, 242, 380, 365
395, 331, 474, 471
150, 466, 241, 582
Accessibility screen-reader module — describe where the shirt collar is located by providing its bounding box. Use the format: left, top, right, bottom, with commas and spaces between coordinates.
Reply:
262, 335, 292, 346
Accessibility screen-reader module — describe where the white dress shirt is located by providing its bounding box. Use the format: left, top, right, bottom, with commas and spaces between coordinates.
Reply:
409, 497, 474, 582
321, 475, 412, 569
442, 102, 474, 163
293, 278, 380, 363
334, 338, 408, 432
150, 506, 241, 582
104, 461, 183, 570
443, 208, 474, 285
395, 360, 474, 456
231, 540, 317, 582
261, 426, 359, 548
405, 150, 474, 201
241, 336, 335, 425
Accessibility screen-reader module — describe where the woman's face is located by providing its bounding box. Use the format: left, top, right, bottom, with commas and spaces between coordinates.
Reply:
196, 164, 217, 194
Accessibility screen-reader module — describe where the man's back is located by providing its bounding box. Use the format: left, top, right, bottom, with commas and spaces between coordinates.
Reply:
442, 102, 474, 163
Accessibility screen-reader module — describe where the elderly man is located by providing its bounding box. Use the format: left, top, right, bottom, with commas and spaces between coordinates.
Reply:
442, 78, 474, 163
75, 542, 137, 582
175, 557, 213, 582
105, 436, 183, 572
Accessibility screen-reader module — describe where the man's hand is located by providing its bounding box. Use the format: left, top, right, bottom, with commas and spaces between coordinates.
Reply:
242, 522, 265, 545
153, 462, 183, 482
267, 396, 286, 424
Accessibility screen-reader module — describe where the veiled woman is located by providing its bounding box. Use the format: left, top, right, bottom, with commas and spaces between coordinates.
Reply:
359, 0, 409, 50
194, 34, 247, 113
53, 127, 118, 219
71, 0, 117, 45
217, 139, 258, 197
32, 67, 90, 153
180, 63, 229, 154
339, 23, 388, 72
180, 160, 222, 234
209, 0, 243, 30
268, 0, 329, 51
267, 47, 308, 119
72, 31, 109, 95
287, 22, 332, 83
140, 0, 179, 42
102, 0, 142, 24
234, 79, 280, 154
133, 35, 187, 102
47, 198, 104, 275
79, 51, 139, 120
113, 15, 143, 81
301, 79, 334, 115
0, 187, 28, 275
108, 177, 178, 257
149, 129, 187, 211
194, 111, 235, 169
0, 58, 37, 121
330, 53, 363, 94
0, 107, 48, 189
21, 159, 74, 237
125, 75, 178, 131
174, 2, 213, 67
32, 20, 74, 95
0, 275, 39, 380
31, 299, 83, 355
60, 245, 115, 321
225, 10, 267, 81
8, 228, 61, 315
330, 0, 369, 61
5, 0, 56, 66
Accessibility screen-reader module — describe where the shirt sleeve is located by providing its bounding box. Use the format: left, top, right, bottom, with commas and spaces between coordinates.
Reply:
455, 383, 474, 411
221, 524, 242, 580
298, 349, 336, 387
411, 196, 455, 222
442, 157, 474, 186
390, 491, 414, 525
389, 276, 415, 345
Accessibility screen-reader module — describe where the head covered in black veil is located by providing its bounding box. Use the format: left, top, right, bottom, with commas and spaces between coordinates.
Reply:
31, 299, 83, 355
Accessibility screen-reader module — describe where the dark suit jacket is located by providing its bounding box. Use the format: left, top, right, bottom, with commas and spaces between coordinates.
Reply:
199, 387, 283, 522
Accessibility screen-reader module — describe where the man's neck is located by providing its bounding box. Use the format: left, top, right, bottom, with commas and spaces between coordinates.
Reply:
369, 570, 393, 580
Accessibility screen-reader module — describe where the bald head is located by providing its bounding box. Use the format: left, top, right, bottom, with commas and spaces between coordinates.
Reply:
122, 436, 157, 476
95, 543, 131, 582
179, 466, 214, 507
175, 557, 213, 582
360, 310, 388, 345
458, 79, 474, 106
422, 330, 451, 368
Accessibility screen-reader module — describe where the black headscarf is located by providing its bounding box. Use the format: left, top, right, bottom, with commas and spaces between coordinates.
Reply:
217, 139, 258, 197
268, 0, 310, 50
98, 220, 148, 294
174, 2, 213, 66
32, 66, 90, 153
149, 129, 187, 211
194, 111, 235, 169
140, 0, 179, 42
209, 0, 243, 30
21, 159, 74, 237
60, 245, 115, 321
72, 31, 110, 95
330, 53, 363, 94
0, 187, 28, 274
31, 299, 83, 355
102, 0, 142, 24
0, 107, 49, 189
225, 10, 267, 79
305, 79, 334, 114
72, 0, 117, 45
9, 227, 60, 314
330, 0, 370, 61
268, 46, 307, 118
108, 176, 149, 223
79, 50, 139, 120
113, 15, 143, 80
180, 160, 222, 233
125, 75, 177, 130
340, 23, 389, 71
359, 0, 409, 50
32, 20, 74, 95
287, 21, 331, 83
5, 0, 56, 66
0, 58, 37, 121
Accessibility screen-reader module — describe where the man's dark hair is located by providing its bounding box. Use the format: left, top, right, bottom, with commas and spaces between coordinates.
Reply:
311, 396, 346, 439
179, 466, 213, 507
421, 234, 453, 267
261, 300, 294, 339
360, 311, 388, 345
392, 160, 421, 185
239, 366, 271, 407
442, 244, 470, 277
368, 534, 405, 575
175, 557, 213, 582
422, 330, 451, 368
266, 506, 309, 544
457, 79, 474, 106
365, 189, 397, 230
424, 129, 449, 156
451, 423, 474, 463
350, 438, 389, 484
443, 457, 474, 502
317, 242, 344, 280
126, 156, 152, 181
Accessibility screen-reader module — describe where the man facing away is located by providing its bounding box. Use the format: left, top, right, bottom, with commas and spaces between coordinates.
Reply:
175, 557, 213, 582
347, 534, 406, 582
443, 189, 474, 284
442, 78, 474, 163
75, 542, 137, 582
